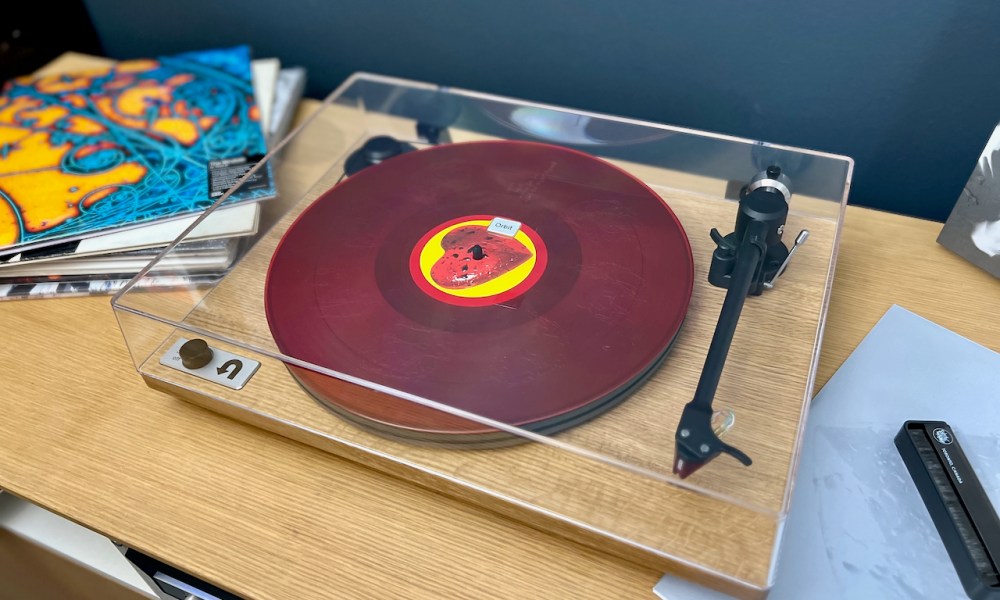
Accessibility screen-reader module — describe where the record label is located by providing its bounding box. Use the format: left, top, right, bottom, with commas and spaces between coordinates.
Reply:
409, 215, 548, 307
265, 140, 694, 445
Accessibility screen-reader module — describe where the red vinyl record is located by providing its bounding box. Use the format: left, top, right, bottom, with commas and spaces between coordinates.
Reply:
265, 140, 694, 445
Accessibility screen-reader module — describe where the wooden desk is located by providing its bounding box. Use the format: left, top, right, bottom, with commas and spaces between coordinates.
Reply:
1, 54, 998, 599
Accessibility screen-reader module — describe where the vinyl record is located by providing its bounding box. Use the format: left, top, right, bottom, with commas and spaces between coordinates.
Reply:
265, 140, 694, 446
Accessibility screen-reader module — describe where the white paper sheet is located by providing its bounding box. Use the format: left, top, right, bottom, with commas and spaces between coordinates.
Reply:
656, 305, 1000, 599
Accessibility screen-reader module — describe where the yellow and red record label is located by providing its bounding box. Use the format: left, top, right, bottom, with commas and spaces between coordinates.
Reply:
409, 215, 547, 306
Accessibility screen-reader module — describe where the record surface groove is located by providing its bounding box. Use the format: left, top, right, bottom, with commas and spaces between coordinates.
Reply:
265, 140, 694, 445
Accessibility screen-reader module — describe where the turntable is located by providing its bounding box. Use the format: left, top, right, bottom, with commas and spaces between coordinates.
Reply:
112, 73, 853, 598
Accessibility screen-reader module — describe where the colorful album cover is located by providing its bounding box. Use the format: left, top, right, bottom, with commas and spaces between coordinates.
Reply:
938, 122, 1000, 279
0, 46, 273, 254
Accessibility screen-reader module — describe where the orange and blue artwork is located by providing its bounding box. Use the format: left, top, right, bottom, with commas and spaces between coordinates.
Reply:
0, 46, 272, 252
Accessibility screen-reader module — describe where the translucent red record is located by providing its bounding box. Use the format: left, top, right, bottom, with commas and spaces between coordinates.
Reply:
265, 140, 694, 445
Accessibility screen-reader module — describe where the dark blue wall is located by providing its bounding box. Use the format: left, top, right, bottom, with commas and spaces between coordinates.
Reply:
83, 0, 1000, 221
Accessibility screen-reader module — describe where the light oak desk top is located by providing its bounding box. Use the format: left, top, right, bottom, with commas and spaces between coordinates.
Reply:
1, 54, 998, 599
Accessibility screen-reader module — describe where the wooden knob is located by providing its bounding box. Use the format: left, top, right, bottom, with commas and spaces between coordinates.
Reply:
179, 339, 213, 370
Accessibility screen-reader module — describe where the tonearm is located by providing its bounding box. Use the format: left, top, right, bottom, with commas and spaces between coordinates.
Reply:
673, 166, 809, 478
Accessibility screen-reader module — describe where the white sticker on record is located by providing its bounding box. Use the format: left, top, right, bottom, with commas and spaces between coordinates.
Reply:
487, 217, 522, 237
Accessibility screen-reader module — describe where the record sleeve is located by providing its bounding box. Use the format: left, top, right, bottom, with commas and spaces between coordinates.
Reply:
0, 46, 274, 255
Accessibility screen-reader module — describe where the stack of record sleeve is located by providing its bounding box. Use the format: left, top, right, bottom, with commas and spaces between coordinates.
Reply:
0, 46, 306, 300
